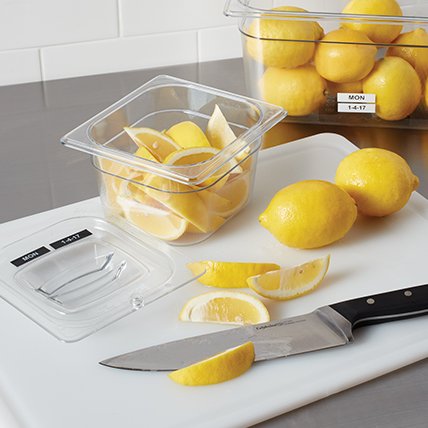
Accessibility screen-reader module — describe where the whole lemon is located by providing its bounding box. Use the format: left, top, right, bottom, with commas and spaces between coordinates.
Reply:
314, 28, 377, 83
342, 0, 403, 43
260, 66, 327, 116
259, 180, 357, 249
327, 80, 363, 95
387, 28, 428, 81
246, 6, 316, 68
363, 57, 422, 121
335, 148, 419, 217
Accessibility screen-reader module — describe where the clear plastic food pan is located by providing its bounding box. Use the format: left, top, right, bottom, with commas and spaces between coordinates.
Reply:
225, 0, 428, 129
61, 75, 285, 245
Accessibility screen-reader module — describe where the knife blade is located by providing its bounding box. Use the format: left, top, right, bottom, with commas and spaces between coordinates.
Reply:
100, 283, 428, 371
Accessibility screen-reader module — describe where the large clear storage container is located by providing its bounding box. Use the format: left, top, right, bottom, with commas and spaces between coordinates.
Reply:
61, 75, 285, 245
225, 0, 428, 129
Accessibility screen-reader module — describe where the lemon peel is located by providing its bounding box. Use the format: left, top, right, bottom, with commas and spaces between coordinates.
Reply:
168, 342, 255, 386
187, 261, 280, 288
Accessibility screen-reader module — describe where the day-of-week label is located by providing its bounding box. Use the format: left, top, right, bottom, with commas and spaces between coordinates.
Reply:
338, 103, 376, 113
10, 246, 50, 267
49, 229, 92, 250
337, 93, 376, 103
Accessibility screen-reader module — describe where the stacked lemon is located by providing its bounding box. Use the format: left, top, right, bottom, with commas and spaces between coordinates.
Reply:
100, 106, 250, 242
252, 1, 426, 122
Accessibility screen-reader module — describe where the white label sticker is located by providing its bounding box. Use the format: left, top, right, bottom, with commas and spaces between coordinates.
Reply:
338, 103, 376, 113
337, 93, 376, 103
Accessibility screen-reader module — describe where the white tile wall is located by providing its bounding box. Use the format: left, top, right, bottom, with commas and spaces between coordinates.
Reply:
0, 0, 118, 50
198, 26, 242, 62
0, 0, 243, 86
41, 32, 198, 81
0, 49, 42, 86
120, 0, 230, 36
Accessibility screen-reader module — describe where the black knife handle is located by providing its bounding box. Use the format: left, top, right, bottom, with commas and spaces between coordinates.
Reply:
330, 284, 428, 328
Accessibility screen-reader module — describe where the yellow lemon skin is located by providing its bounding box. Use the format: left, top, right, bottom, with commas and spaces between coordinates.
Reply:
165, 121, 211, 148
362, 57, 422, 121
260, 66, 327, 116
187, 261, 280, 288
168, 342, 255, 386
342, 0, 403, 43
259, 180, 357, 249
327, 80, 362, 95
387, 28, 428, 81
335, 148, 419, 217
315, 28, 376, 83
246, 6, 316, 68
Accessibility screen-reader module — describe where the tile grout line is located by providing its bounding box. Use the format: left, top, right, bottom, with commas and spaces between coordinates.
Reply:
38, 48, 45, 81
117, 0, 124, 37
196, 30, 201, 63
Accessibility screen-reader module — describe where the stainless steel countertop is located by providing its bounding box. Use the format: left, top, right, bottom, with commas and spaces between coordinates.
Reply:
1, 58, 427, 428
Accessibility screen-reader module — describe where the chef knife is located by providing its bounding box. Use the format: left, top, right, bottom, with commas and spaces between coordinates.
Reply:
100, 284, 428, 371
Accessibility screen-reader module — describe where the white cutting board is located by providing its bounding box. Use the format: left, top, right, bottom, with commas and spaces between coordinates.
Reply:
1, 133, 428, 428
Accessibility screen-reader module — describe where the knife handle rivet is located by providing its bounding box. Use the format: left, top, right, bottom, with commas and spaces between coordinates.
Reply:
366, 298, 375, 305
404, 290, 413, 297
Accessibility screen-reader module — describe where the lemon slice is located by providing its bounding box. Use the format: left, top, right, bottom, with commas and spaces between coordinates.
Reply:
247, 255, 330, 300
165, 121, 211, 148
206, 104, 250, 162
187, 261, 280, 288
124, 127, 180, 161
179, 291, 270, 325
142, 174, 225, 234
168, 342, 255, 386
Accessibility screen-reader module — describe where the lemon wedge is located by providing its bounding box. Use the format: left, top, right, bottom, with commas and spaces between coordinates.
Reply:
206, 105, 236, 150
165, 121, 211, 148
179, 291, 270, 325
134, 145, 160, 162
206, 104, 250, 162
142, 174, 225, 233
168, 342, 255, 386
187, 261, 280, 288
247, 255, 330, 300
124, 127, 180, 161
163, 146, 242, 189
117, 177, 188, 241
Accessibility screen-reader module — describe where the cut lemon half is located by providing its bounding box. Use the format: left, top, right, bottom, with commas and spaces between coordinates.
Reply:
247, 255, 330, 300
165, 121, 211, 148
168, 342, 255, 386
124, 127, 180, 161
187, 261, 280, 288
179, 291, 270, 325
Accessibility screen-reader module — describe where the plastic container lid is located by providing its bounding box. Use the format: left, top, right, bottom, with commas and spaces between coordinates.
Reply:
0, 217, 199, 342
